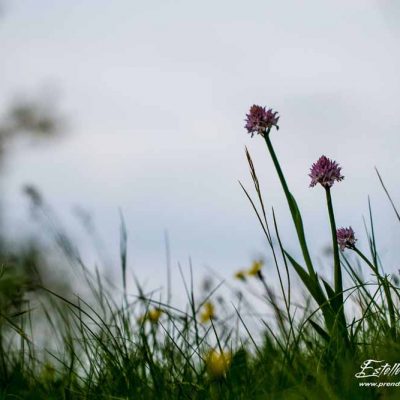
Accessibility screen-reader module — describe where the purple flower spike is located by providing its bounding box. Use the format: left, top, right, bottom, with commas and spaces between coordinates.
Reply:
337, 227, 357, 251
309, 155, 344, 189
245, 105, 279, 136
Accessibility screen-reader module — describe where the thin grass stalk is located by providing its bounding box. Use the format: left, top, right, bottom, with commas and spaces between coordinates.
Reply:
353, 247, 396, 340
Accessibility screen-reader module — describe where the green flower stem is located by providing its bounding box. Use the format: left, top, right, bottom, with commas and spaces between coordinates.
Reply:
263, 133, 339, 339
353, 246, 396, 339
325, 188, 342, 298
325, 187, 348, 344
263, 134, 314, 276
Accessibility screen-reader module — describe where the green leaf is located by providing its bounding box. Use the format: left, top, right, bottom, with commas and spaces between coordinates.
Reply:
321, 278, 335, 300
322, 278, 341, 315
309, 319, 331, 342
284, 251, 326, 308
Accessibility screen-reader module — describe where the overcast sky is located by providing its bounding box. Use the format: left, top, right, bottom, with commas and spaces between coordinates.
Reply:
1, 0, 400, 297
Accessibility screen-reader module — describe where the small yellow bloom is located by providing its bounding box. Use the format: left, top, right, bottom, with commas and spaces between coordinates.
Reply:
247, 260, 263, 276
199, 301, 215, 323
147, 308, 163, 323
234, 270, 247, 281
206, 349, 231, 378
138, 308, 163, 324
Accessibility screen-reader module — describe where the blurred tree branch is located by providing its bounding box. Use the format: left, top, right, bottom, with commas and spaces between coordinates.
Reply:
0, 97, 63, 161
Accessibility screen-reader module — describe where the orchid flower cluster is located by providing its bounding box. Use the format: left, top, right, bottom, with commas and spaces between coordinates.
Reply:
242, 104, 393, 345
244, 104, 357, 253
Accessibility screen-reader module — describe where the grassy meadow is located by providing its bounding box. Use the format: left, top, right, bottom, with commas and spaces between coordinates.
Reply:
1, 105, 400, 399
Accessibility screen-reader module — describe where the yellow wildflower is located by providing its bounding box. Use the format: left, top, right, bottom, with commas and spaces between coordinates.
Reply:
148, 308, 163, 323
138, 308, 163, 324
206, 349, 231, 378
247, 260, 263, 276
234, 270, 247, 281
199, 301, 215, 323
